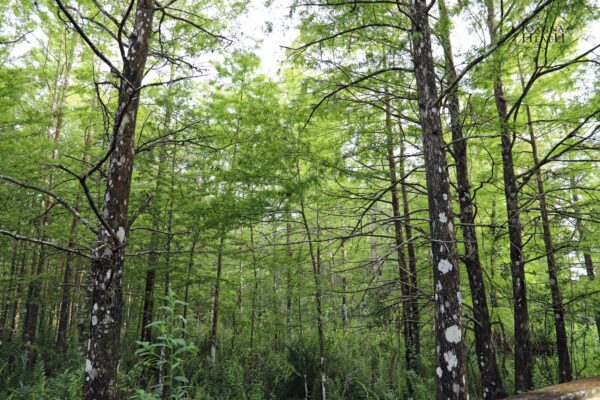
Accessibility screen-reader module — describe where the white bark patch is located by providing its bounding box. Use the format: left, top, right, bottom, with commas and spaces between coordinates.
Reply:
118, 114, 130, 136
439, 212, 448, 223
457, 291, 462, 304
443, 193, 448, 201
85, 359, 92, 373
436, 367, 443, 378
116, 226, 126, 243
453, 383, 460, 393
438, 259, 453, 274
92, 316, 98, 326
444, 350, 458, 371
445, 325, 462, 343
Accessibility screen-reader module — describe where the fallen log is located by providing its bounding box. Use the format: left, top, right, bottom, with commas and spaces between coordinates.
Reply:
504, 376, 600, 400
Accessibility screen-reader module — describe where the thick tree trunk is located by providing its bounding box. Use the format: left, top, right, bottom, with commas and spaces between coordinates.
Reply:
438, 1, 506, 397
485, 0, 533, 392
410, 1, 466, 398
83, 1, 154, 398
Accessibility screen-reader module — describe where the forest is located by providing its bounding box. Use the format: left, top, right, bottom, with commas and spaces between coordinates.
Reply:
0, 0, 599, 399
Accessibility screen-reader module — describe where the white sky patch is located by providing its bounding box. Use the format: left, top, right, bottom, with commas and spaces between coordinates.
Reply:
227, 0, 299, 77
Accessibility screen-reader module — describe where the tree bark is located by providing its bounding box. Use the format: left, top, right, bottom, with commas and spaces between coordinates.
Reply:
485, 0, 533, 392
210, 233, 225, 366
524, 101, 572, 382
384, 89, 419, 373
438, 1, 506, 397
56, 211, 80, 356
23, 48, 73, 357
182, 231, 199, 324
398, 128, 420, 363
83, 1, 155, 398
0, 239, 20, 338
299, 180, 327, 400
410, 0, 466, 398
570, 182, 600, 339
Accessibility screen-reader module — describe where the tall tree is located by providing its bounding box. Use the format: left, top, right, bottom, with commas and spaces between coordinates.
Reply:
485, 0, 533, 391
57, 0, 157, 397
410, 0, 466, 397
438, 1, 506, 397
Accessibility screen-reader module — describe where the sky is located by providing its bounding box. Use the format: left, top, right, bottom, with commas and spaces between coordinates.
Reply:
229, 0, 299, 76
231, 0, 599, 79
5, 0, 599, 82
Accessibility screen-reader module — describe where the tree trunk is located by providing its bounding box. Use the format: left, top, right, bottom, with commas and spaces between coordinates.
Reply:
299, 182, 327, 400
398, 128, 420, 363
570, 182, 600, 339
210, 233, 225, 366
83, 1, 155, 398
523, 100, 572, 382
57, 101, 95, 356
286, 212, 293, 334
485, 0, 533, 391
0, 239, 20, 338
438, 1, 506, 397
183, 231, 199, 324
384, 89, 419, 373
410, 0, 466, 398
23, 39, 74, 357
341, 243, 349, 329
56, 211, 80, 356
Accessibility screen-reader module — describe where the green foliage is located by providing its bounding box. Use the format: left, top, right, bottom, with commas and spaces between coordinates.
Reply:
131, 290, 198, 400
0, 0, 599, 399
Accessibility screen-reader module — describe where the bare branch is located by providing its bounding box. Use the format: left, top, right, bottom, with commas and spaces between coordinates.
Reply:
0, 174, 98, 235
54, 0, 130, 86
437, 0, 556, 105
129, 193, 154, 227
0, 230, 92, 260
